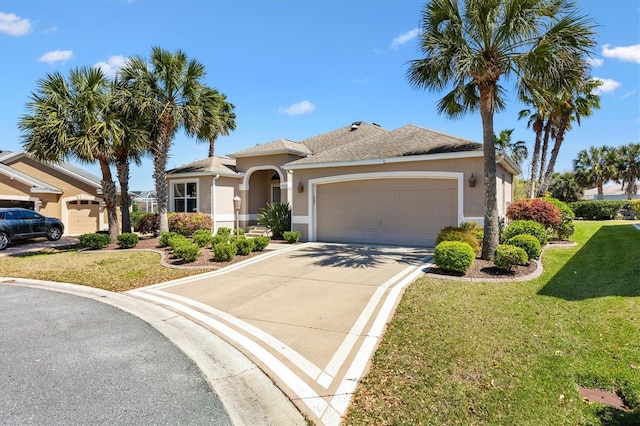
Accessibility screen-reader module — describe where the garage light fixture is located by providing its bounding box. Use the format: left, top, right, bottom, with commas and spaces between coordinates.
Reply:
468, 173, 476, 188
297, 182, 304, 193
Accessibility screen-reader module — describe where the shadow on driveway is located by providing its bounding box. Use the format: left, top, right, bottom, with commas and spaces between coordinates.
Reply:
289, 244, 432, 268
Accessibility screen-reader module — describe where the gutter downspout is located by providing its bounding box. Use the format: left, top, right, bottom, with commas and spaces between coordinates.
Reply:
211, 174, 219, 234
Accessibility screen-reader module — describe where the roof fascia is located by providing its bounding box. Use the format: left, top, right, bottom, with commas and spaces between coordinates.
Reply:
0, 166, 63, 194
166, 171, 242, 180
229, 149, 309, 159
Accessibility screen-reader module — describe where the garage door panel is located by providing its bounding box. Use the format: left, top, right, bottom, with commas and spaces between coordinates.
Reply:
316, 178, 457, 247
67, 200, 100, 234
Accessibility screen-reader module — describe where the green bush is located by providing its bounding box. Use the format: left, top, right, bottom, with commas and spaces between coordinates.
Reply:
502, 220, 548, 246
258, 202, 291, 238
216, 227, 231, 237
168, 213, 213, 236
436, 226, 481, 254
631, 200, 640, 219
460, 221, 484, 244
168, 234, 190, 250
117, 232, 139, 249
211, 234, 229, 246
129, 210, 147, 232
212, 241, 238, 262
172, 241, 201, 263
507, 234, 541, 260
79, 233, 111, 249
433, 241, 475, 273
235, 238, 255, 255
232, 228, 245, 236
541, 196, 575, 240
252, 236, 270, 252
569, 200, 627, 220
135, 213, 159, 235
158, 232, 179, 248
494, 244, 529, 272
192, 229, 213, 247
283, 231, 301, 243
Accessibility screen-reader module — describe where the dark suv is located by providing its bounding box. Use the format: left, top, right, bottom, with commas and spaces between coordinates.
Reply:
0, 208, 64, 250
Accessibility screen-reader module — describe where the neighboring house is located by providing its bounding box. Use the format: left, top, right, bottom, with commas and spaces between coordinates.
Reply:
132, 190, 158, 213
0, 150, 119, 235
582, 183, 640, 201
166, 122, 521, 247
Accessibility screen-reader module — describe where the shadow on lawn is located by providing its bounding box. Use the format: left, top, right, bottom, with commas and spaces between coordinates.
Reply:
538, 224, 640, 300
290, 244, 431, 268
595, 405, 640, 426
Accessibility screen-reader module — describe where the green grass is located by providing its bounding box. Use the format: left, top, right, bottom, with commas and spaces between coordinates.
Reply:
344, 221, 640, 425
0, 247, 201, 292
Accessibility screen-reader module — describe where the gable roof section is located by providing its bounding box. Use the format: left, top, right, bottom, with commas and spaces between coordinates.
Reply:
285, 124, 483, 168
228, 138, 311, 158
298, 121, 388, 154
166, 155, 239, 178
0, 162, 63, 194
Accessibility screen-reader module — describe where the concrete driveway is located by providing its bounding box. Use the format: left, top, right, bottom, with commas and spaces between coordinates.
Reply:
0, 236, 79, 257
128, 242, 433, 425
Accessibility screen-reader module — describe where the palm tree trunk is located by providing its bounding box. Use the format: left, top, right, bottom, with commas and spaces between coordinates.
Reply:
536, 119, 552, 196
98, 158, 120, 242
539, 116, 570, 196
208, 136, 217, 158
115, 153, 132, 233
479, 87, 499, 261
528, 117, 543, 198
153, 126, 173, 233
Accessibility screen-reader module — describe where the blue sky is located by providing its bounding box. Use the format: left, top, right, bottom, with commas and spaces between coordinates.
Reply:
1, 0, 638, 190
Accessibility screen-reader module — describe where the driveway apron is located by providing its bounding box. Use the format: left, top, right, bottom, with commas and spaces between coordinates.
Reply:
128, 242, 432, 425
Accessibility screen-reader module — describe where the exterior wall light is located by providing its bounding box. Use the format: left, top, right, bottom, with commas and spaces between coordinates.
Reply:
297, 182, 304, 193
468, 173, 476, 188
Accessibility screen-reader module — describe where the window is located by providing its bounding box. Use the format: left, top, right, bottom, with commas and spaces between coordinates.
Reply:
173, 182, 198, 212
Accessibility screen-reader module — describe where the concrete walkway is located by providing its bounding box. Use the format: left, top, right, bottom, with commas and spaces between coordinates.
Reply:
128, 243, 433, 425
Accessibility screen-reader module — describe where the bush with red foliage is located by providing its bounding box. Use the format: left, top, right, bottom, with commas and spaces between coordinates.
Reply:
135, 213, 160, 235
506, 198, 562, 228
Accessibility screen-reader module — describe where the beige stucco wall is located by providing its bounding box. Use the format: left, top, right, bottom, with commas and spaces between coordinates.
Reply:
214, 176, 238, 230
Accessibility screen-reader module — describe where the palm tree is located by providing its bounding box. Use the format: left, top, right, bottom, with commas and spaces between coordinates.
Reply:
119, 47, 228, 233
406, 0, 595, 260
614, 143, 640, 200
537, 77, 601, 195
19, 67, 122, 241
494, 129, 528, 166
196, 89, 236, 158
573, 146, 618, 199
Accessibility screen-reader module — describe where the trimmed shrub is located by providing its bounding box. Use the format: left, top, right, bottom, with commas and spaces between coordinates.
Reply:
252, 236, 270, 252
79, 233, 111, 249
117, 232, 139, 249
258, 202, 291, 238
192, 229, 213, 247
168, 213, 213, 236
540, 196, 575, 240
211, 234, 230, 246
232, 228, 245, 237
631, 200, 640, 219
494, 244, 529, 272
130, 210, 147, 232
168, 234, 189, 250
212, 241, 238, 262
507, 234, 541, 260
216, 227, 232, 237
433, 241, 475, 274
506, 198, 562, 228
569, 200, 627, 220
172, 241, 201, 263
235, 238, 255, 255
502, 220, 548, 246
136, 213, 159, 235
158, 232, 179, 248
283, 231, 301, 244
436, 226, 481, 254
460, 221, 484, 244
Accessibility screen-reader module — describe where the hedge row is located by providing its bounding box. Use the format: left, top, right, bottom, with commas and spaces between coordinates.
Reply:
569, 199, 639, 220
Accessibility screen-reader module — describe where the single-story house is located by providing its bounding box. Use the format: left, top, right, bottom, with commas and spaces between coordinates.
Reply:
0, 150, 119, 235
166, 122, 520, 247
582, 183, 640, 201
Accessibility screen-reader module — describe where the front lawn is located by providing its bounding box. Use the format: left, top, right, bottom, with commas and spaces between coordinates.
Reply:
344, 221, 639, 425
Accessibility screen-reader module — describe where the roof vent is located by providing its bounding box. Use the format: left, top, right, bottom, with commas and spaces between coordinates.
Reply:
350, 121, 361, 131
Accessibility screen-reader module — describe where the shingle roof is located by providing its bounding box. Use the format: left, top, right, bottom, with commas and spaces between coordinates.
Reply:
286, 124, 482, 166
166, 156, 239, 176
299, 121, 388, 154
229, 138, 311, 158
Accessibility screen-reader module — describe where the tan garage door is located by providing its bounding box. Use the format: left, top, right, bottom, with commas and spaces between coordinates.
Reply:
316, 178, 458, 247
67, 200, 100, 235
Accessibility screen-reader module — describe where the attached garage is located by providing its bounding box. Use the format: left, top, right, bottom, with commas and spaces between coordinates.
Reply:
67, 199, 100, 235
315, 176, 460, 247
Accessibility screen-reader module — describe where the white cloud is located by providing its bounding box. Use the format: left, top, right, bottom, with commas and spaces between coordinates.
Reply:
586, 57, 603, 67
391, 28, 420, 49
592, 77, 620, 94
43, 25, 58, 35
38, 49, 73, 64
94, 55, 128, 78
278, 100, 315, 116
602, 43, 640, 64
0, 12, 32, 36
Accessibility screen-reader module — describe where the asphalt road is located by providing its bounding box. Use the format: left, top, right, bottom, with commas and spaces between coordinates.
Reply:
0, 284, 231, 426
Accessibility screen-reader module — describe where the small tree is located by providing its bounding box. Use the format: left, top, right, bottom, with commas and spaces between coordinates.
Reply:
257, 202, 291, 239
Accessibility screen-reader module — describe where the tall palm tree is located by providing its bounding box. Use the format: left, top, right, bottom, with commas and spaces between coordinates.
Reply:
406, 0, 595, 260
573, 145, 618, 199
494, 128, 528, 166
196, 89, 236, 158
19, 67, 122, 241
537, 77, 601, 195
119, 47, 226, 233
615, 143, 640, 200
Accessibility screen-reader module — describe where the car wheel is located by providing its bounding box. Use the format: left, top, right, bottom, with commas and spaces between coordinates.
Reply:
46, 226, 62, 241
0, 232, 9, 250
